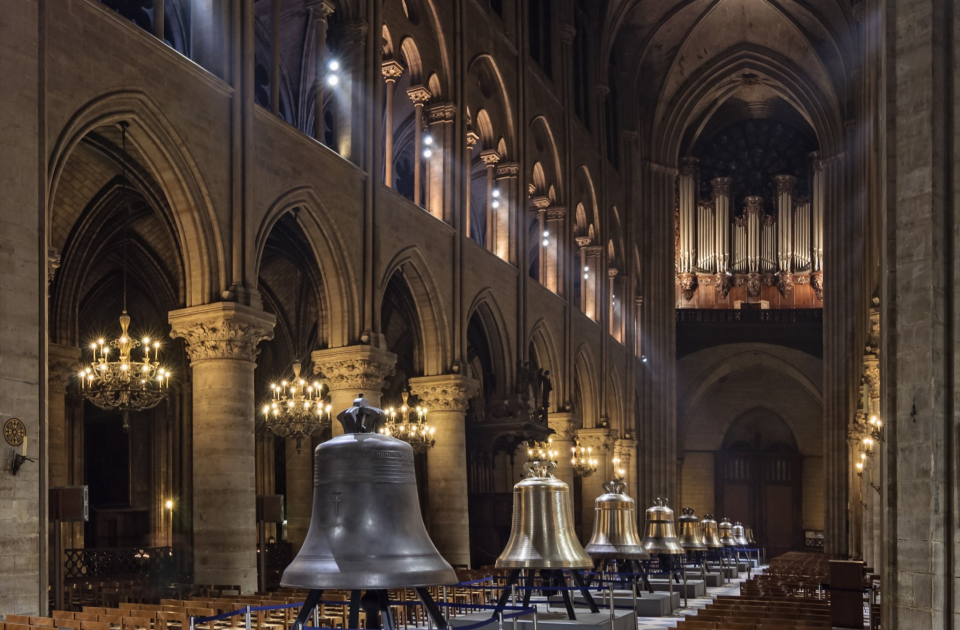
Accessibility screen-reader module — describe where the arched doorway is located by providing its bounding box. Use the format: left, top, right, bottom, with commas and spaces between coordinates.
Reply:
715, 408, 802, 559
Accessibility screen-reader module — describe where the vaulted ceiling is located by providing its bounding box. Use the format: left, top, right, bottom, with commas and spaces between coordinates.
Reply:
601, 0, 857, 160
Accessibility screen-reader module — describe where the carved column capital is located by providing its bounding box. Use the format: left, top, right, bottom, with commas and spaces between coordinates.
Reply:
466, 130, 480, 150
810, 151, 825, 171
595, 84, 610, 100
548, 412, 579, 440
545, 207, 566, 222
559, 24, 577, 44
48, 247, 62, 285
479, 149, 501, 166
406, 85, 432, 105
576, 427, 611, 452
49, 343, 82, 395
169, 302, 276, 365
613, 437, 636, 468
311, 345, 397, 393
408, 374, 480, 413
532, 196, 552, 210
306, 0, 336, 21
381, 59, 404, 82
576, 236, 592, 248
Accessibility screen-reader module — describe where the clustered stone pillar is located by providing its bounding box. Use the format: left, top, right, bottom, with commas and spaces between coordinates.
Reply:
409, 374, 479, 568
381, 60, 404, 187
312, 345, 397, 436
307, 0, 335, 143
48, 344, 81, 577
406, 86, 432, 208
426, 103, 457, 221
284, 437, 313, 555
168, 302, 275, 593
533, 196, 551, 285
544, 207, 565, 293
583, 246, 603, 321
464, 130, 479, 236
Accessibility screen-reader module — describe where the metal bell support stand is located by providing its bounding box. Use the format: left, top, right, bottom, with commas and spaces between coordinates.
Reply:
491, 568, 599, 621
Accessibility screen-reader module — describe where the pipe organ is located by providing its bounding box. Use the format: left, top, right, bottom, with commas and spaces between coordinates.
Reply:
676, 164, 825, 279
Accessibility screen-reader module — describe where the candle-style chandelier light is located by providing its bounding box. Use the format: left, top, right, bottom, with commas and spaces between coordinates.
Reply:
525, 438, 558, 476
379, 389, 436, 453
78, 122, 171, 431
261, 361, 332, 452
571, 437, 599, 478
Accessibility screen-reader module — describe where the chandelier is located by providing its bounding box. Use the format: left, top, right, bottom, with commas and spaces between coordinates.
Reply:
79, 312, 171, 431
524, 438, 558, 477
78, 122, 171, 431
261, 361, 332, 452
571, 438, 598, 478
611, 456, 626, 481
379, 389, 436, 453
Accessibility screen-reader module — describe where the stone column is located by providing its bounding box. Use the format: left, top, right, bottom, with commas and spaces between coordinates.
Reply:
48, 344, 81, 581
584, 246, 603, 321
329, 19, 366, 161
311, 345, 396, 436
613, 437, 637, 496
408, 374, 479, 568
307, 1, 335, 142
285, 438, 313, 554
168, 302, 275, 593
464, 130, 479, 235
495, 162, 520, 263
480, 150, 500, 253
548, 413, 579, 491
406, 86, 432, 208
608, 268, 618, 335
381, 60, 403, 187
576, 428, 611, 542
533, 196, 551, 284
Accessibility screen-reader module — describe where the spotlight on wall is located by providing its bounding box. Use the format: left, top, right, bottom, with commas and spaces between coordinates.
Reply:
492, 188, 501, 198
422, 147, 433, 158
165, 499, 174, 510
641, 355, 648, 363
423, 134, 434, 146
492, 199, 500, 209
327, 60, 341, 86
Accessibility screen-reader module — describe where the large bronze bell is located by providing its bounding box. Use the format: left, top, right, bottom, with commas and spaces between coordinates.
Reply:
733, 522, 749, 546
676, 508, 707, 552
718, 517, 738, 547
641, 498, 684, 555
700, 514, 723, 548
496, 452, 592, 569
281, 396, 457, 590
584, 479, 650, 560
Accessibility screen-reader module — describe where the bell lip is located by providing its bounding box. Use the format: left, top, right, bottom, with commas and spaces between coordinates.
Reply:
280, 565, 459, 590
495, 558, 594, 569
678, 542, 708, 551
584, 544, 651, 560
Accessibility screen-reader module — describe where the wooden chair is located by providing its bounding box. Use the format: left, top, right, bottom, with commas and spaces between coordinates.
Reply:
52, 613, 75, 622
72, 615, 97, 624
118, 617, 149, 630
184, 608, 216, 630
6, 617, 30, 626
29, 619, 54, 627
674, 622, 718, 630
55, 620, 81, 630
79, 623, 110, 630
5, 624, 31, 630
156, 611, 188, 630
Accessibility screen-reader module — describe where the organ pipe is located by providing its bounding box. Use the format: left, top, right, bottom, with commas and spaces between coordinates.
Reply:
745, 196, 763, 273
811, 152, 825, 271
678, 158, 699, 273
794, 199, 811, 270
774, 175, 796, 273
713, 178, 732, 273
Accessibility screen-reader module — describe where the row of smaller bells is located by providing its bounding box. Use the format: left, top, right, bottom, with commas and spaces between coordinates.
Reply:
280, 401, 757, 594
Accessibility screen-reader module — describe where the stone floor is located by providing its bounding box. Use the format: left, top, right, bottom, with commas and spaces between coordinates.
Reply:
633, 567, 763, 629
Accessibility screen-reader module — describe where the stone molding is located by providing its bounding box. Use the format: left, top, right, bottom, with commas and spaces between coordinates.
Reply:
583, 246, 603, 257
311, 345, 397, 393
169, 302, 276, 365
465, 130, 479, 149
548, 413, 579, 441
532, 196, 551, 210
427, 102, 457, 123
679, 157, 699, 177
545, 207, 566, 222
49, 343, 82, 394
306, 0, 336, 20
576, 236, 592, 248
576, 427, 611, 452
495, 162, 520, 178
613, 438, 636, 469
408, 374, 480, 413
